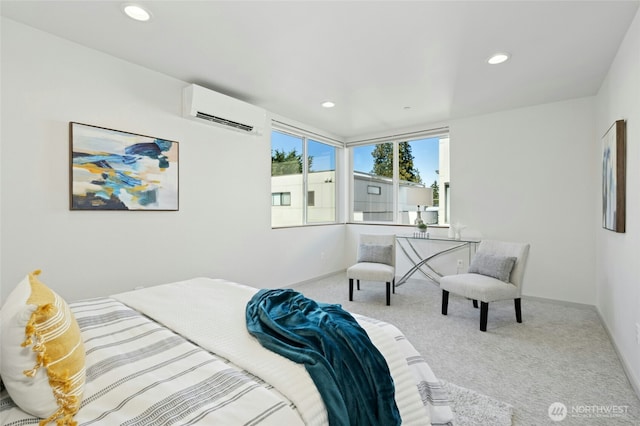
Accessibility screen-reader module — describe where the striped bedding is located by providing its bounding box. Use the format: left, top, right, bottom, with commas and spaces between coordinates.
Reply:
0, 278, 453, 425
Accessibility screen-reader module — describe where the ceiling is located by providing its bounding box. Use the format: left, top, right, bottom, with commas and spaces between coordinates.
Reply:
2, 1, 638, 139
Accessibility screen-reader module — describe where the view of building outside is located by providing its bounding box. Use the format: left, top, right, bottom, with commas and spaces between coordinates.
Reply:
352, 137, 449, 225
352, 142, 394, 222
271, 130, 336, 227
307, 140, 336, 224
439, 137, 451, 224
271, 130, 448, 228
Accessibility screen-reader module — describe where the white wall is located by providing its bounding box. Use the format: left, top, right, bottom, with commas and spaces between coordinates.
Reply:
449, 97, 597, 304
595, 7, 640, 396
0, 18, 346, 302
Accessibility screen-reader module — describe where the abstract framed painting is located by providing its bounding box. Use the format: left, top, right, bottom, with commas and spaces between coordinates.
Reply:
602, 119, 626, 233
70, 122, 179, 211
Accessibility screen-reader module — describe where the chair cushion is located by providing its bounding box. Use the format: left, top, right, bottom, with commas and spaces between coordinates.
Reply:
347, 262, 395, 282
440, 273, 519, 302
0, 270, 85, 424
357, 244, 393, 266
468, 252, 516, 283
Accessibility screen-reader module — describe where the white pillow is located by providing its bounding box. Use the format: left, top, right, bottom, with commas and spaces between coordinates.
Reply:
0, 270, 85, 424
468, 253, 517, 283
357, 244, 393, 266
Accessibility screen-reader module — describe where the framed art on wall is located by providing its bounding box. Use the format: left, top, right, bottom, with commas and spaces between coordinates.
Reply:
70, 122, 179, 211
602, 119, 626, 233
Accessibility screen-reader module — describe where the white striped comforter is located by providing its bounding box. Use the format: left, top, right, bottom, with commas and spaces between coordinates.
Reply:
0, 278, 453, 425
1, 297, 304, 425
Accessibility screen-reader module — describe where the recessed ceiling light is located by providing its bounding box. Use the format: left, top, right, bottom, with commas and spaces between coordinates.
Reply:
122, 3, 152, 22
487, 52, 510, 65
321, 101, 335, 108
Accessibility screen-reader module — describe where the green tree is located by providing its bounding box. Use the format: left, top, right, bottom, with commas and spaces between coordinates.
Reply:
371, 142, 421, 183
430, 180, 439, 206
371, 143, 393, 177
271, 149, 312, 176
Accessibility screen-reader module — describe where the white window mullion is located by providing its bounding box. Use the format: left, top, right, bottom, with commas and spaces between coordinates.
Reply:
302, 137, 308, 225
392, 140, 399, 223
347, 148, 354, 222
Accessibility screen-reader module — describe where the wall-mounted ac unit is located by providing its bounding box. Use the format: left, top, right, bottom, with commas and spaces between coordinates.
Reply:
182, 84, 266, 135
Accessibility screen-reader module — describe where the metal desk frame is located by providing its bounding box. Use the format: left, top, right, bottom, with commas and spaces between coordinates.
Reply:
396, 235, 480, 286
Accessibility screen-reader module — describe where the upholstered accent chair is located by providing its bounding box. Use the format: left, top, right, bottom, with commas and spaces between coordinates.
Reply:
347, 234, 396, 306
440, 240, 530, 331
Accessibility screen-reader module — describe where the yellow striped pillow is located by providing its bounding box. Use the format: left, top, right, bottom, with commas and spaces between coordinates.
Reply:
0, 270, 85, 425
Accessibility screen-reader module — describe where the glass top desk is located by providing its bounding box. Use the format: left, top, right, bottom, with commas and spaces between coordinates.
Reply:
395, 235, 480, 286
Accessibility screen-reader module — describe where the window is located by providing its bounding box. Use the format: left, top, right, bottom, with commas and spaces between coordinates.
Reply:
367, 185, 381, 195
271, 129, 337, 227
353, 143, 394, 222
272, 192, 291, 206
350, 132, 450, 225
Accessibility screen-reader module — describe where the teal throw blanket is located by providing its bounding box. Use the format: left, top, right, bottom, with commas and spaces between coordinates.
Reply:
245, 289, 401, 426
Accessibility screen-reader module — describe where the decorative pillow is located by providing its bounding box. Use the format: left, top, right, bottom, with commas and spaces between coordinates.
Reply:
357, 244, 393, 266
0, 270, 85, 425
468, 253, 517, 283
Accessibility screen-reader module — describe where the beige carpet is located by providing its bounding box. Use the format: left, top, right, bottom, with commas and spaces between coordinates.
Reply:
289, 273, 640, 426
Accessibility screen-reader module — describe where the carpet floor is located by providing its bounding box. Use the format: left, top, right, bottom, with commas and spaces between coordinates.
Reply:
442, 380, 513, 425
289, 273, 640, 425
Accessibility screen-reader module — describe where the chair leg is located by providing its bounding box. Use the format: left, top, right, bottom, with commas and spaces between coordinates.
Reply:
392, 278, 395, 294
357, 279, 360, 290
515, 298, 522, 323
472, 299, 479, 309
480, 302, 489, 332
441, 290, 449, 315
386, 282, 391, 306
349, 278, 354, 301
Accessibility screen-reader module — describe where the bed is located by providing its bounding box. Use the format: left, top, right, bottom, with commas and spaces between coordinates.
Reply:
0, 274, 453, 425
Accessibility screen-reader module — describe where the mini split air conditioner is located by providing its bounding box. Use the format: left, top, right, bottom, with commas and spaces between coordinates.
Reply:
182, 84, 266, 135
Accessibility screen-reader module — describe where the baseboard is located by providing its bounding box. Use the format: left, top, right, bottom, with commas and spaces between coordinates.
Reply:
595, 308, 640, 401
522, 294, 596, 311
283, 270, 345, 288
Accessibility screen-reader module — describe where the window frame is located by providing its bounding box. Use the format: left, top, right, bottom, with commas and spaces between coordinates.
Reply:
271, 192, 291, 207
270, 123, 341, 228
367, 185, 382, 195
347, 127, 450, 226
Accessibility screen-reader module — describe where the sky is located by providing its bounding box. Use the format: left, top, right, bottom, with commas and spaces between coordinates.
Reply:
271, 131, 440, 184
353, 137, 440, 185
271, 131, 336, 171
